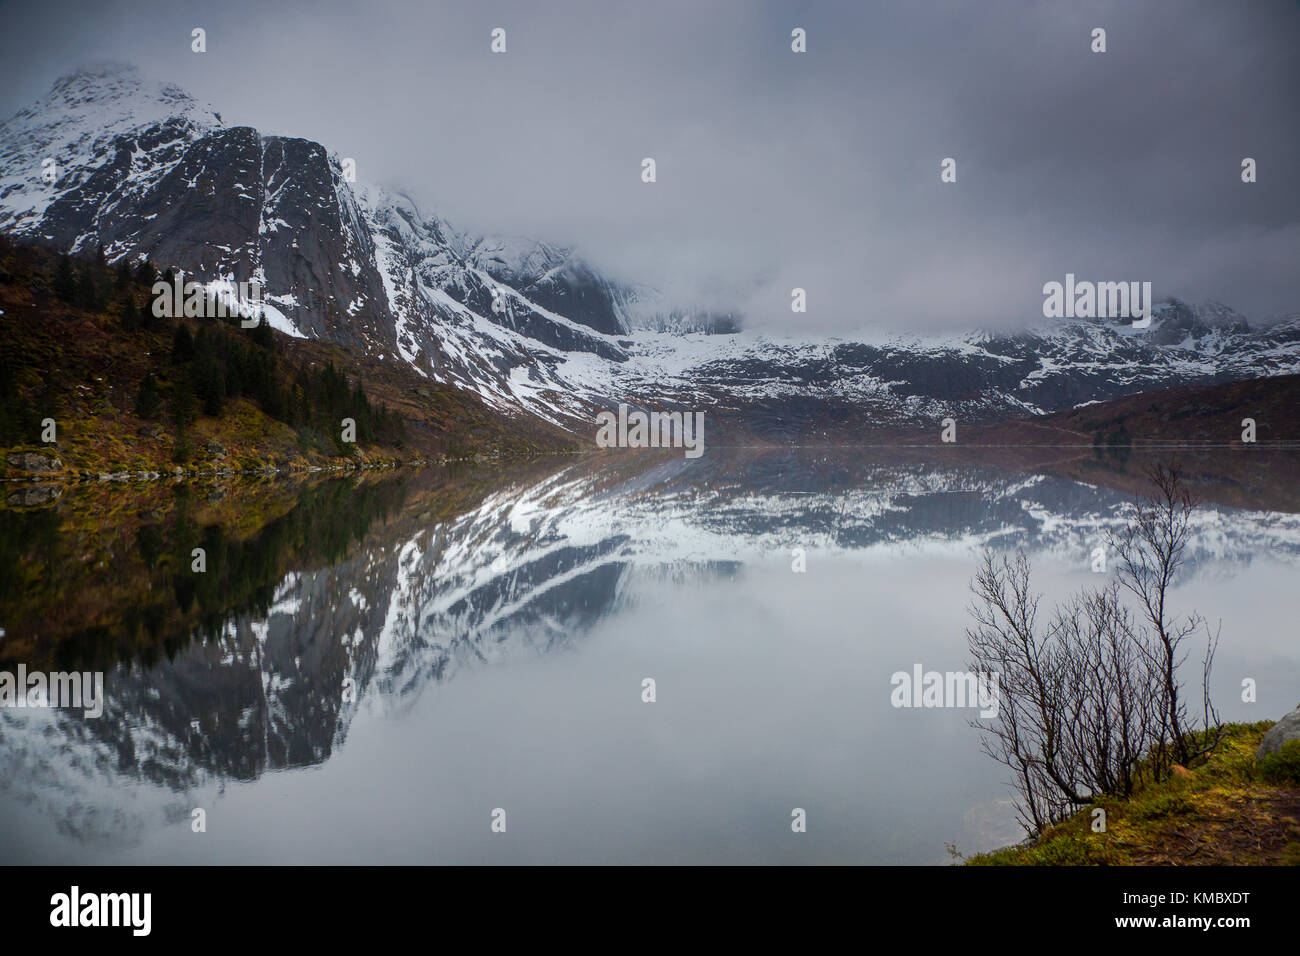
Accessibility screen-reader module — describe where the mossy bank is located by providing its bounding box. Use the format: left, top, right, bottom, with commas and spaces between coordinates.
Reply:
967, 722, 1300, 865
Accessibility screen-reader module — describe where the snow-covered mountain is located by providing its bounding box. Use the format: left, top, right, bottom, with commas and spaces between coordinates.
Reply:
3, 63, 1299, 439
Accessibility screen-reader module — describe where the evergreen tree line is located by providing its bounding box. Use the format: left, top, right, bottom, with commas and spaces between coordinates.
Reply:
0, 235, 406, 452
152, 320, 406, 453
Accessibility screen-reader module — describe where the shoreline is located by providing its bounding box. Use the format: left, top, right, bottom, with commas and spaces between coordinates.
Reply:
966, 721, 1300, 866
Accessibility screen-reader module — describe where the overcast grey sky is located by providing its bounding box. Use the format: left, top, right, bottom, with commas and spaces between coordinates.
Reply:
1, 0, 1297, 331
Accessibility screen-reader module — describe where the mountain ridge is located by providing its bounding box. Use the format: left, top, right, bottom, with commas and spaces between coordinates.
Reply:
3, 63, 1299, 442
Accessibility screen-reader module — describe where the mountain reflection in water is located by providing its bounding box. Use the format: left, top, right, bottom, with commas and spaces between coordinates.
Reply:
2, 447, 1299, 863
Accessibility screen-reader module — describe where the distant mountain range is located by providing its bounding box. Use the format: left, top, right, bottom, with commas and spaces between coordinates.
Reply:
3, 63, 1299, 441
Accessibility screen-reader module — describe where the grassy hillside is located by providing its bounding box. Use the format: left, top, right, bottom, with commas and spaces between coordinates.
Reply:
966, 723, 1300, 866
970, 373, 1300, 448
0, 234, 575, 480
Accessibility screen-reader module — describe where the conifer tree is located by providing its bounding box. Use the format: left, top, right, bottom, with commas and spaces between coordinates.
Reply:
120, 293, 139, 331
76, 265, 99, 311
53, 255, 76, 302
171, 323, 196, 363
134, 371, 162, 419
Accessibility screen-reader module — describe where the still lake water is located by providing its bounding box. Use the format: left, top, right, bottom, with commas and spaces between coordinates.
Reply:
2, 448, 1299, 864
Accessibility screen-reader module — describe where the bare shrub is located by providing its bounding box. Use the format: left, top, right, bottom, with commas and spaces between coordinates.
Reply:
1109, 462, 1222, 765
967, 463, 1221, 835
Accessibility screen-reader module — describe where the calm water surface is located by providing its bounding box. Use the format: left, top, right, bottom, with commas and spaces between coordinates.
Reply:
2, 449, 1298, 863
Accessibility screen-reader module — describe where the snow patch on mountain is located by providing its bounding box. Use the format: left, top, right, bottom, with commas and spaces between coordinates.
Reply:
2, 64, 1299, 438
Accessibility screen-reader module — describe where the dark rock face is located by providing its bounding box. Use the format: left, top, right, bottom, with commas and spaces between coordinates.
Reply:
119, 127, 263, 287
255, 136, 396, 349
514, 259, 626, 336
25, 116, 400, 354
463, 237, 629, 336
1147, 299, 1250, 347
434, 258, 628, 360
7, 451, 63, 472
